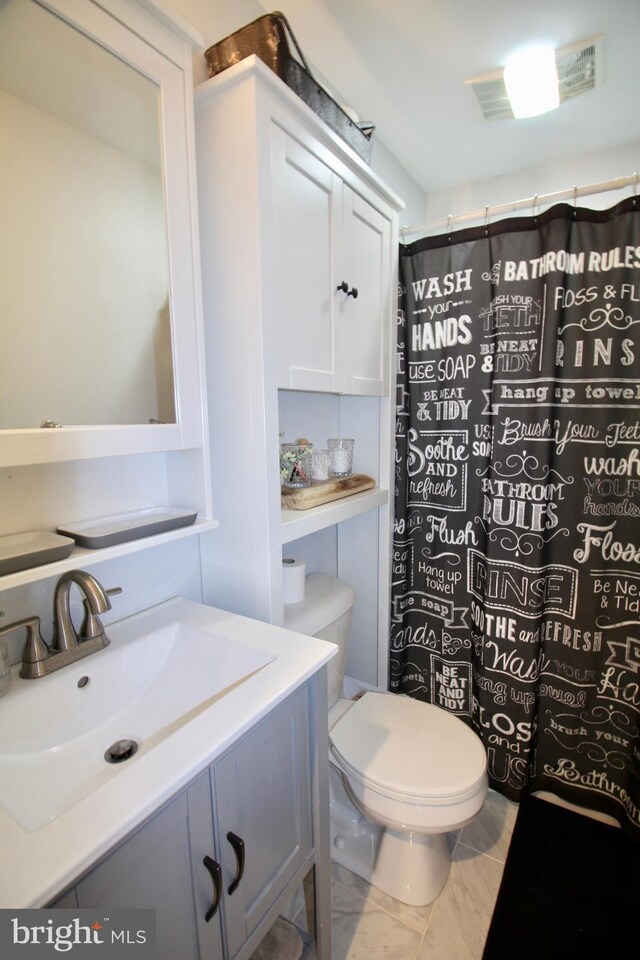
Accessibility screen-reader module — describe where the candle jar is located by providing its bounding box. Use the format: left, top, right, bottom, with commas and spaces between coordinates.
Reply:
328, 438, 354, 477
280, 442, 312, 487
309, 449, 331, 482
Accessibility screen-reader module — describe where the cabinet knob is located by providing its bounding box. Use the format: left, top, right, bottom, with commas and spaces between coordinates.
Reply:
337, 281, 358, 299
226, 831, 245, 895
202, 855, 222, 921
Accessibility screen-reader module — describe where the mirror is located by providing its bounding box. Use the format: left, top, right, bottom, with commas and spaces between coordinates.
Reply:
0, 0, 176, 428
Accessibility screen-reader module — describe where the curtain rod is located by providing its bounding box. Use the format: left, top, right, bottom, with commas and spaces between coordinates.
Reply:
400, 172, 639, 241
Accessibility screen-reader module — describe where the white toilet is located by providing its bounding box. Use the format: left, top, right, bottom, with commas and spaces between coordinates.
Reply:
284, 573, 488, 906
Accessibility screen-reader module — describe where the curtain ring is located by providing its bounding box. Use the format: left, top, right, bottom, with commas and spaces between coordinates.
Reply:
532, 194, 539, 220
447, 214, 453, 242
484, 205, 490, 235
633, 172, 639, 206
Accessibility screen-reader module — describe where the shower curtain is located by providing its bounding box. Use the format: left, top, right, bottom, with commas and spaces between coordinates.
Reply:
392, 196, 640, 837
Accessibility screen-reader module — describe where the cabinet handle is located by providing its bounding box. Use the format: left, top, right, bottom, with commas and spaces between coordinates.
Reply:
337, 281, 358, 299
226, 831, 245, 895
202, 855, 222, 921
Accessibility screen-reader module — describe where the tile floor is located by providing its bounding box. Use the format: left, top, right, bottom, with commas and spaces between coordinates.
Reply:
326, 789, 518, 960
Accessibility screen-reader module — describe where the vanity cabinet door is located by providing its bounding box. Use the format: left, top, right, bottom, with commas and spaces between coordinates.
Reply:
272, 126, 342, 393
75, 773, 223, 960
213, 686, 312, 958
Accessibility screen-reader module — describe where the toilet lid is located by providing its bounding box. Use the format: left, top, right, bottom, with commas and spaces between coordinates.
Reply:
330, 692, 487, 803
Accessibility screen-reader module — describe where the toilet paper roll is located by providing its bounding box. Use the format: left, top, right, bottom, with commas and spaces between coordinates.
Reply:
282, 557, 306, 604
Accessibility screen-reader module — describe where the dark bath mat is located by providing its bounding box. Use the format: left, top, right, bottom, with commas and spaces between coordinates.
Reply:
482, 794, 639, 959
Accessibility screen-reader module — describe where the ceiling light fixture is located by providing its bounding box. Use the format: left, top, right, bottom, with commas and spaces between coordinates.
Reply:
503, 48, 560, 119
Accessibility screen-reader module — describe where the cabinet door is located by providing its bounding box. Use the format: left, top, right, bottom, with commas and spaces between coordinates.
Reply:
214, 687, 312, 958
271, 126, 342, 392
341, 187, 391, 396
76, 774, 223, 960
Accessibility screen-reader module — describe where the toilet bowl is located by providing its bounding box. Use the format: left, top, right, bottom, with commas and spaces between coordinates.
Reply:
283, 573, 488, 906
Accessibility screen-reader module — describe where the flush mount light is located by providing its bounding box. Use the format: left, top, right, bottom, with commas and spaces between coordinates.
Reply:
465, 36, 601, 121
503, 48, 559, 118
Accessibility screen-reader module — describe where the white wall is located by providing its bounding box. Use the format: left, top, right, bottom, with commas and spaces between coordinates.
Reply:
369, 137, 425, 227
0, 538, 204, 667
420, 140, 640, 236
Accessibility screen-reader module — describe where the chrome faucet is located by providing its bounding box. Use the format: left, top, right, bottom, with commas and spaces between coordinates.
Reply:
0, 570, 122, 680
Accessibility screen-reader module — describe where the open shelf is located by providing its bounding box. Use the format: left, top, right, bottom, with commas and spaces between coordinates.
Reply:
280, 487, 388, 544
0, 518, 219, 590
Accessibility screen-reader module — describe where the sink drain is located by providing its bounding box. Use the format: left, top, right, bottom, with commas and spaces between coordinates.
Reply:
104, 739, 139, 764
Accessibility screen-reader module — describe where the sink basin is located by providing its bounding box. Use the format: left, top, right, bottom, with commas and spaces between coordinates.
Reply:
0, 602, 274, 831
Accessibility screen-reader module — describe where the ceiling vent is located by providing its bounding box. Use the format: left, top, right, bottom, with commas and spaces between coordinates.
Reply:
465, 35, 603, 120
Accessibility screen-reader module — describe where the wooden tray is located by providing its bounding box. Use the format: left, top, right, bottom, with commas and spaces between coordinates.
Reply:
281, 474, 375, 510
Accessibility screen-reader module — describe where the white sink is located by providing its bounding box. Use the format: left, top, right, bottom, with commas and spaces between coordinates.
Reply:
0, 603, 274, 831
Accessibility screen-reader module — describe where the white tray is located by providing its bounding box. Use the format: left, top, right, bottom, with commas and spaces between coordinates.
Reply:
0, 531, 75, 576
57, 507, 197, 549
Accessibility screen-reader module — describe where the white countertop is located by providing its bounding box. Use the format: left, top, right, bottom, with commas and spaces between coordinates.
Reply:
0, 597, 336, 908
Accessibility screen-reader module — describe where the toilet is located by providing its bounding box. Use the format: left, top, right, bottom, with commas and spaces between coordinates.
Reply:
283, 572, 488, 906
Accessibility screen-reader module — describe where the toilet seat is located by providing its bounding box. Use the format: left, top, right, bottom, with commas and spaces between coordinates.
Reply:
329, 692, 487, 805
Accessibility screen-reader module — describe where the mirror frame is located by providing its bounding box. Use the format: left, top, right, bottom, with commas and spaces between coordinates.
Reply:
0, 0, 206, 467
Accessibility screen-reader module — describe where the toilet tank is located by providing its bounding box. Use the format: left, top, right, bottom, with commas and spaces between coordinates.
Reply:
282, 573, 355, 708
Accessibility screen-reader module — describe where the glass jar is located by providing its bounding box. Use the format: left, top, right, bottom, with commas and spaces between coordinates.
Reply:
328, 438, 354, 477
309, 449, 331, 482
280, 442, 312, 487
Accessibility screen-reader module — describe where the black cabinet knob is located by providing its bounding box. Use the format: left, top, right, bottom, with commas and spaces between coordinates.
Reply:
337, 281, 358, 298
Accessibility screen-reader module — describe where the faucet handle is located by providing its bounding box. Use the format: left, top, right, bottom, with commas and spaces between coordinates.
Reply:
80, 586, 122, 642
0, 616, 51, 680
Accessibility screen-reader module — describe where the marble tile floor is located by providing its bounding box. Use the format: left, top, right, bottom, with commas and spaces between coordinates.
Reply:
327, 789, 518, 960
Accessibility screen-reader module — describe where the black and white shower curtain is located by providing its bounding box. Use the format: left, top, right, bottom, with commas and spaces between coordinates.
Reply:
392, 197, 640, 837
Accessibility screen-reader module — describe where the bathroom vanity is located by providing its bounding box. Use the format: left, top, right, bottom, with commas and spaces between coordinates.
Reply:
0, 598, 336, 960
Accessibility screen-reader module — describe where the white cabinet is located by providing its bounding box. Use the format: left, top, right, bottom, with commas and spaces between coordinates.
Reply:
50, 685, 320, 960
341, 189, 391, 396
271, 130, 391, 396
196, 56, 401, 688
0, 0, 214, 579
0, 0, 209, 468
213, 685, 312, 958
